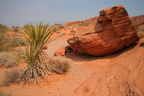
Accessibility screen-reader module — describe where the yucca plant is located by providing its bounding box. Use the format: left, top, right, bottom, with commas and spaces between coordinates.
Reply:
18, 22, 58, 84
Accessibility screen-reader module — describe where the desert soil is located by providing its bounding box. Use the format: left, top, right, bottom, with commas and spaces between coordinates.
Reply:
0, 36, 144, 96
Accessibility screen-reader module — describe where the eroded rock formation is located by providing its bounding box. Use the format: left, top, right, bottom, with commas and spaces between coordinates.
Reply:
75, 38, 144, 96
67, 5, 140, 56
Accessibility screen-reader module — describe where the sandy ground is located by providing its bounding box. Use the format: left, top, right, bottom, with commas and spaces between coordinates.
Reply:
0, 36, 143, 96
0, 36, 110, 96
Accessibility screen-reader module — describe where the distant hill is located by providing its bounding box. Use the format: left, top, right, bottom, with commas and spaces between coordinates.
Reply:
85, 14, 144, 23
131, 15, 144, 23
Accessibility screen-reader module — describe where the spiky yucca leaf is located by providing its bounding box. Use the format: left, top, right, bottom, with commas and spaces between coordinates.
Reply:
23, 23, 58, 48
18, 22, 58, 84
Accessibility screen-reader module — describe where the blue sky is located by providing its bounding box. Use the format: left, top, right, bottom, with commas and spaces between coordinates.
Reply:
0, 0, 144, 27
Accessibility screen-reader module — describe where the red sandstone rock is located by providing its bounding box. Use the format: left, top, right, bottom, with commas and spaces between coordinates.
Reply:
131, 15, 144, 23
67, 5, 140, 56
42, 45, 48, 50
54, 46, 72, 56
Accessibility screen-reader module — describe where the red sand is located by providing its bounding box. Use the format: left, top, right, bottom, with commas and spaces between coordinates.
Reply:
0, 36, 144, 96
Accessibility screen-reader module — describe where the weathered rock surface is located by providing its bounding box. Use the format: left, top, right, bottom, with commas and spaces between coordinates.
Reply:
75, 38, 144, 96
67, 5, 140, 56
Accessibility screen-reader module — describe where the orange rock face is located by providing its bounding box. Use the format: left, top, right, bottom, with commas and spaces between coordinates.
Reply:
67, 5, 140, 56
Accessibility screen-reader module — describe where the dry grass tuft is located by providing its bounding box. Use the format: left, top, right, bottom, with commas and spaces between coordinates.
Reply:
0, 52, 18, 68
50, 59, 70, 74
1, 69, 20, 86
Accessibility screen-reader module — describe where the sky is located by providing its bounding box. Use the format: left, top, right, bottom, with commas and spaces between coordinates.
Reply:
0, 0, 144, 27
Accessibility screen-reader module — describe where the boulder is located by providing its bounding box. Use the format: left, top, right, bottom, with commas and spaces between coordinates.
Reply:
67, 5, 140, 56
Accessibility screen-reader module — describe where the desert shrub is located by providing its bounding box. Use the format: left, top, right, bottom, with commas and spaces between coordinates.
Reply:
50, 60, 70, 74
0, 24, 10, 51
23, 24, 33, 28
0, 24, 24, 50
17, 22, 58, 84
1, 69, 20, 86
52, 26, 60, 32
12, 26, 20, 32
55, 31, 60, 33
70, 30, 76, 33
54, 23, 65, 29
0, 52, 18, 68
78, 22, 90, 26
133, 22, 139, 26
69, 33, 75, 35
52, 24, 65, 32
0, 24, 8, 34
67, 24, 72, 27
9, 37, 26, 47
59, 33, 67, 37
0, 90, 12, 96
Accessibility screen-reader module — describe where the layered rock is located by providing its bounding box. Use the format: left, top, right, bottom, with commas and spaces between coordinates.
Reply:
67, 5, 140, 56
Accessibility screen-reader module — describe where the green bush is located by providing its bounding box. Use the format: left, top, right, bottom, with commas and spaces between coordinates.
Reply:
0, 52, 18, 68
1, 69, 20, 86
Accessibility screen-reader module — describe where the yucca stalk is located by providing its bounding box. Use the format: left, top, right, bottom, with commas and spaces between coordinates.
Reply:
18, 22, 58, 84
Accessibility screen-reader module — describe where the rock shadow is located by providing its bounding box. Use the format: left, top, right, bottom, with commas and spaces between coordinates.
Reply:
65, 43, 137, 62
65, 51, 100, 62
